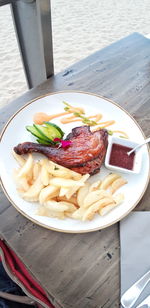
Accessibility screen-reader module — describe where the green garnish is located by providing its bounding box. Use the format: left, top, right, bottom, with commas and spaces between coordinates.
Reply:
64, 106, 70, 111
73, 112, 97, 126
26, 122, 64, 145
119, 135, 128, 139
63, 101, 85, 115
107, 130, 113, 136
54, 166, 59, 170
82, 119, 97, 126
63, 102, 71, 111
73, 112, 81, 117
63, 101, 70, 107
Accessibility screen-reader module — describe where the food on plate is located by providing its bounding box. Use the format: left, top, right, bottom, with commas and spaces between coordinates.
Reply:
33, 102, 85, 125
109, 130, 129, 139
32, 102, 128, 146
26, 122, 64, 145
99, 173, 121, 190
110, 177, 127, 194
11, 99, 130, 223
61, 112, 102, 126
33, 101, 116, 128
99, 193, 124, 216
13, 152, 127, 221
14, 126, 108, 175
33, 111, 69, 125
61, 102, 116, 127
60, 113, 102, 125
109, 143, 135, 170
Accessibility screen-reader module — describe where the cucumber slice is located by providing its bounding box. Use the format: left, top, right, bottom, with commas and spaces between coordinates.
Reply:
36, 138, 54, 145
26, 125, 50, 142
34, 123, 63, 140
33, 124, 55, 142
44, 122, 64, 138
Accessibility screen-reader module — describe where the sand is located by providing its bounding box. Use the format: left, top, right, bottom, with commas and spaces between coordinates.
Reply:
0, 0, 150, 108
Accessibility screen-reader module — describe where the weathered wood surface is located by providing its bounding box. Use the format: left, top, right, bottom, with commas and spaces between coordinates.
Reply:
0, 33, 150, 308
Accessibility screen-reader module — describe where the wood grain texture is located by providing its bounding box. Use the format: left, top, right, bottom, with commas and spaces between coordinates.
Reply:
0, 187, 10, 214
0, 32, 150, 308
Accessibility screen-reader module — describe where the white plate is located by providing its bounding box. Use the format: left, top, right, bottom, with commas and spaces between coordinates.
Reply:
0, 91, 150, 233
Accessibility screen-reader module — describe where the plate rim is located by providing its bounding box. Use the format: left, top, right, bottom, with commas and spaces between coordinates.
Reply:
0, 90, 150, 233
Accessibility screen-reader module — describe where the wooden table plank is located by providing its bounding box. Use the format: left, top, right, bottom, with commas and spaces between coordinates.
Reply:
0, 206, 120, 308
0, 187, 10, 214
0, 32, 150, 308
1, 32, 150, 123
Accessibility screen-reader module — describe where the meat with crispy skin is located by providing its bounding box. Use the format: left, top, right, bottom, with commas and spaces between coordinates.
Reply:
14, 126, 108, 175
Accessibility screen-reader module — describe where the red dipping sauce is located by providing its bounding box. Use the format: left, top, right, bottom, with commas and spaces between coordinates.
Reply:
109, 143, 135, 170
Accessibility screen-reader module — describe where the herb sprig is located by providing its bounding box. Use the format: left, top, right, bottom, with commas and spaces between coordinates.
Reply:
73, 112, 97, 126
63, 101, 85, 114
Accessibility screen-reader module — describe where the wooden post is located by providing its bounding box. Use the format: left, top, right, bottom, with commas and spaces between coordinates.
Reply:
11, 0, 54, 88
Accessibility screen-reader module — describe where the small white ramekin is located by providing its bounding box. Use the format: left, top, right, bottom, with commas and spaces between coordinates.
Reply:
105, 136, 143, 174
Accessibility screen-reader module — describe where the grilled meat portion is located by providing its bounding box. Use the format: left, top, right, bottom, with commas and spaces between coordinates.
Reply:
14, 126, 108, 175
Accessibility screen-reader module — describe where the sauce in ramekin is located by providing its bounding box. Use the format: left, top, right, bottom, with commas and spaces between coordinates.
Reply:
109, 143, 135, 170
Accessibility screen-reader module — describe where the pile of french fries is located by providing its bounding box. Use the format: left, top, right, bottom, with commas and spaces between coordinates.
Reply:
12, 151, 127, 221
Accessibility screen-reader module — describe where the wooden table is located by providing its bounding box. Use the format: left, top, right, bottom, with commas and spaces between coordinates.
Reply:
0, 33, 150, 308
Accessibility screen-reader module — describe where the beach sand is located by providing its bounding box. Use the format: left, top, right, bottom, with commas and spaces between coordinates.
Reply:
0, 0, 150, 108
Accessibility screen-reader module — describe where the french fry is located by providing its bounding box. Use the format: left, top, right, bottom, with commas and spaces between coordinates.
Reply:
57, 195, 78, 206
13, 169, 30, 192
89, 180, 101, 192
77, 183, 90, 207
99, 193, 124, 216
99, 203, 117, 216
65, 212, 74, 218
47, 161, 82, 180
49, 177, 85, 188
33, 162, 41, 181
37, 206, 47, 216
83, 189, 113, 209
52, 197, 58, 201
58, 201, 77, 213
21, 172, 44, 202
50, 169, 72, 179
16, 179, 30, 192
68, 170, 82, 180
12, 150, 26, 167
72, 207, 87, 220
44, 200, 69, 212
110, 178, 127, 194
46, 212, 65, 219
113, 193, 124, 205
39, 185, 59, 204
83, 197, 115, 221
41, 162, 50, 186
59, 187, 70, 197
37, 207, 65, 219
17, 154, 33, 178
66, 174, 90, 199
100, 173, 121, 190
46, 161, 72, 179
